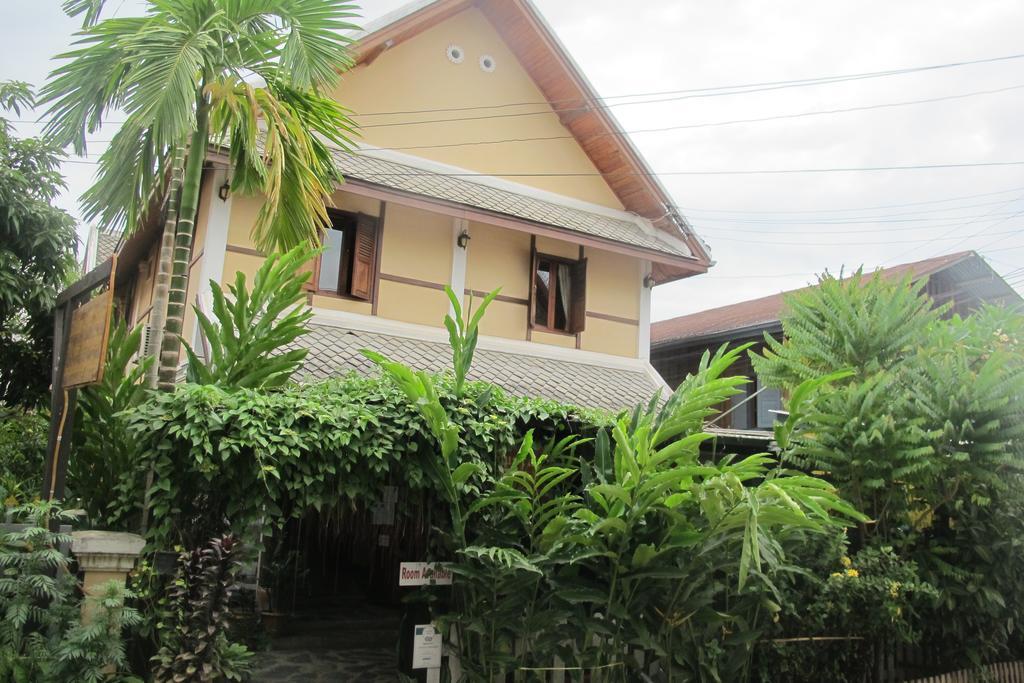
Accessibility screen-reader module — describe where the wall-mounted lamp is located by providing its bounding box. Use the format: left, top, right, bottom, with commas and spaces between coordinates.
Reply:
643, 273, 657, 289
218, 180, 231, 202
456, 230, 471, 249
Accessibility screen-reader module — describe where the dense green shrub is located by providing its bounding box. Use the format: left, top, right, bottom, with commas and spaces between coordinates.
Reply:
151, 535, 252, 682
753, 543, 938, 682
367, 292, 864, 681
120, 374, 604, 547
0, 501, 141, 682
0, 410, 47, 504
72, 321, 151, 526
753, 272, 1024, 669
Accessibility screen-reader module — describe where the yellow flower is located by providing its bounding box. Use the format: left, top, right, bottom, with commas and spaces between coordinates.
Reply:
845, 568, 859, 578
889, 581, 901, 598
840, 556, 852, 568
830, 572, 843, 579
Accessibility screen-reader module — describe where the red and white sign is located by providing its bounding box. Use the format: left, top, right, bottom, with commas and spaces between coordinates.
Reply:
399, 562, 453, 586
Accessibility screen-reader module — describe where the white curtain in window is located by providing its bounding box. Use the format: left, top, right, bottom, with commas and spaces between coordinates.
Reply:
318, 228, 345, 291
557, 263, 572, 321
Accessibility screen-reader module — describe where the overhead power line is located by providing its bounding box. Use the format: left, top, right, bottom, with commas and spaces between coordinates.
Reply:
43, 79, 1024, 152
356, 82, 1024, 132
674, 187, 1024, 215
13, 51, 1024, 128
695, 216, 1024, 236
703, 226, 1024, 247
886, 193, 1024, 263
693, 208, 1024, 227
56, 158, 1024, 175
315, 51, 1024, 117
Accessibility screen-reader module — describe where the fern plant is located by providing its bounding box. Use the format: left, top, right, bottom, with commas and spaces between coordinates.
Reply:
0, 501, 141, 682
753, 270, 939, 388
184, 245, 315, 389
752, 271, 1024, 669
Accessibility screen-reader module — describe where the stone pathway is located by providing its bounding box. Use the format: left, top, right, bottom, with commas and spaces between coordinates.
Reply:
251, 648, 402, 682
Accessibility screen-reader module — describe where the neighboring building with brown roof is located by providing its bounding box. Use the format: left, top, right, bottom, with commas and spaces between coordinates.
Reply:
651, 251, 1022, 429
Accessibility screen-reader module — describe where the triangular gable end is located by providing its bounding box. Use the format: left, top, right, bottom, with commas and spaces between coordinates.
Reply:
345, 0, 711, 277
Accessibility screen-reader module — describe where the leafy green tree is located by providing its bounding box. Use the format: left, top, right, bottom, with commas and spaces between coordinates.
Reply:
752, 273, 1024, 668
41, 0, 360, 389
0, 81, 78, 408
0, 410, 48, 504
753, 272, 941, 547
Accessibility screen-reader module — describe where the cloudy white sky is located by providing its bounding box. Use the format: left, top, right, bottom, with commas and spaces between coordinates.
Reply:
3, 0, 1023, 321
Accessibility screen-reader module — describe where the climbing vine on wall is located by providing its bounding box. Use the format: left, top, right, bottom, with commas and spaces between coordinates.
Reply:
118, 374, 607, 547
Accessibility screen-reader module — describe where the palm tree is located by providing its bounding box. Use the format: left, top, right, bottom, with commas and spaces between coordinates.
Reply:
40, 0, 359, 388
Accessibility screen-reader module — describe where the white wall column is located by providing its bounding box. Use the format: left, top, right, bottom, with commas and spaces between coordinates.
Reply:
449, 217, 469, 316
638, 260, 652, 360
193, 168, 233, 347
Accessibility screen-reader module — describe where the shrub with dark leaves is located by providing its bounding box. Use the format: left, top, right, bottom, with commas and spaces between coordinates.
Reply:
151, 535, 252, 682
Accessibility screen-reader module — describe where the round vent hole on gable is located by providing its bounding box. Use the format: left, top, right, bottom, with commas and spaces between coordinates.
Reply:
446, 44, 465, 64
479, 54, 496, 72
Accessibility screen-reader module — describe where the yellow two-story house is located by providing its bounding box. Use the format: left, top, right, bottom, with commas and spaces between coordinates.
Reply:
104, 0, 712, 412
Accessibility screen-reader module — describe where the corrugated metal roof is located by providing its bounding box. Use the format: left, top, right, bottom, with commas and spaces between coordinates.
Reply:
333, 150, 693, 259
295, 323, 664, 412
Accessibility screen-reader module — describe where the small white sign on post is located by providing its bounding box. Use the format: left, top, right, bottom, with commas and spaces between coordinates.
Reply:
412, 624, 443, 669
399, 562, 453, 586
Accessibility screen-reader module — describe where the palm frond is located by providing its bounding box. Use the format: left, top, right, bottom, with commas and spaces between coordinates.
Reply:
38, 18, 142, 154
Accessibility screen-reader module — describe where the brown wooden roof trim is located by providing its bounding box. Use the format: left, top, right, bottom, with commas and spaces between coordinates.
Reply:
349, 0, 712, 268
338, 178, 707, 283
352, 0, 473, 64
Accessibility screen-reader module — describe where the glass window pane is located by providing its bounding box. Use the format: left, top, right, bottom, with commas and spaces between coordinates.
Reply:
534, 260, 550, 326
319, 228, 345, 292
554, 262, 571, 331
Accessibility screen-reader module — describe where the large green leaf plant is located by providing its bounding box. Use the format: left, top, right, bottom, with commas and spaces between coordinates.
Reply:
183, 245, 314, 389
366, 290, 864, 682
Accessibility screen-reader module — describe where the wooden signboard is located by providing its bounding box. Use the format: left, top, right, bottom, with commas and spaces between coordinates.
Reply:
62, 283, 114, 389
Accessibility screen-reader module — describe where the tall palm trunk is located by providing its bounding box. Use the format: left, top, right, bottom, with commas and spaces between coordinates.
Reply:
157, 94, 210, 389
144, 145, 184, 389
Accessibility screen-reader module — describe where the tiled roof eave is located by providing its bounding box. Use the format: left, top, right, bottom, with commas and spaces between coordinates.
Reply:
341, 175, 701, 266
331, 149, 694, 260
293, 323, 664, 413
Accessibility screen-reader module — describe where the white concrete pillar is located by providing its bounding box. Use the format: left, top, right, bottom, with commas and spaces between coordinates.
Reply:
449, 217, 469, 317
71, 531, 145, 623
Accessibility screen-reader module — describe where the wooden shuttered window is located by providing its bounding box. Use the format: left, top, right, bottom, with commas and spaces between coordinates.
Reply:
568, 257, 587, 333
529, 244, 587, 335
528, 237, 539, 330
308, 210, 379, 301
300, 251, 318, 291
350, 213, 378, 301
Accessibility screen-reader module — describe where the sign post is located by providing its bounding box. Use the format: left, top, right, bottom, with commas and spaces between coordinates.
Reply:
399, 562, 453, 587
42, 255, 117, 502
399, 562, 453, 682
